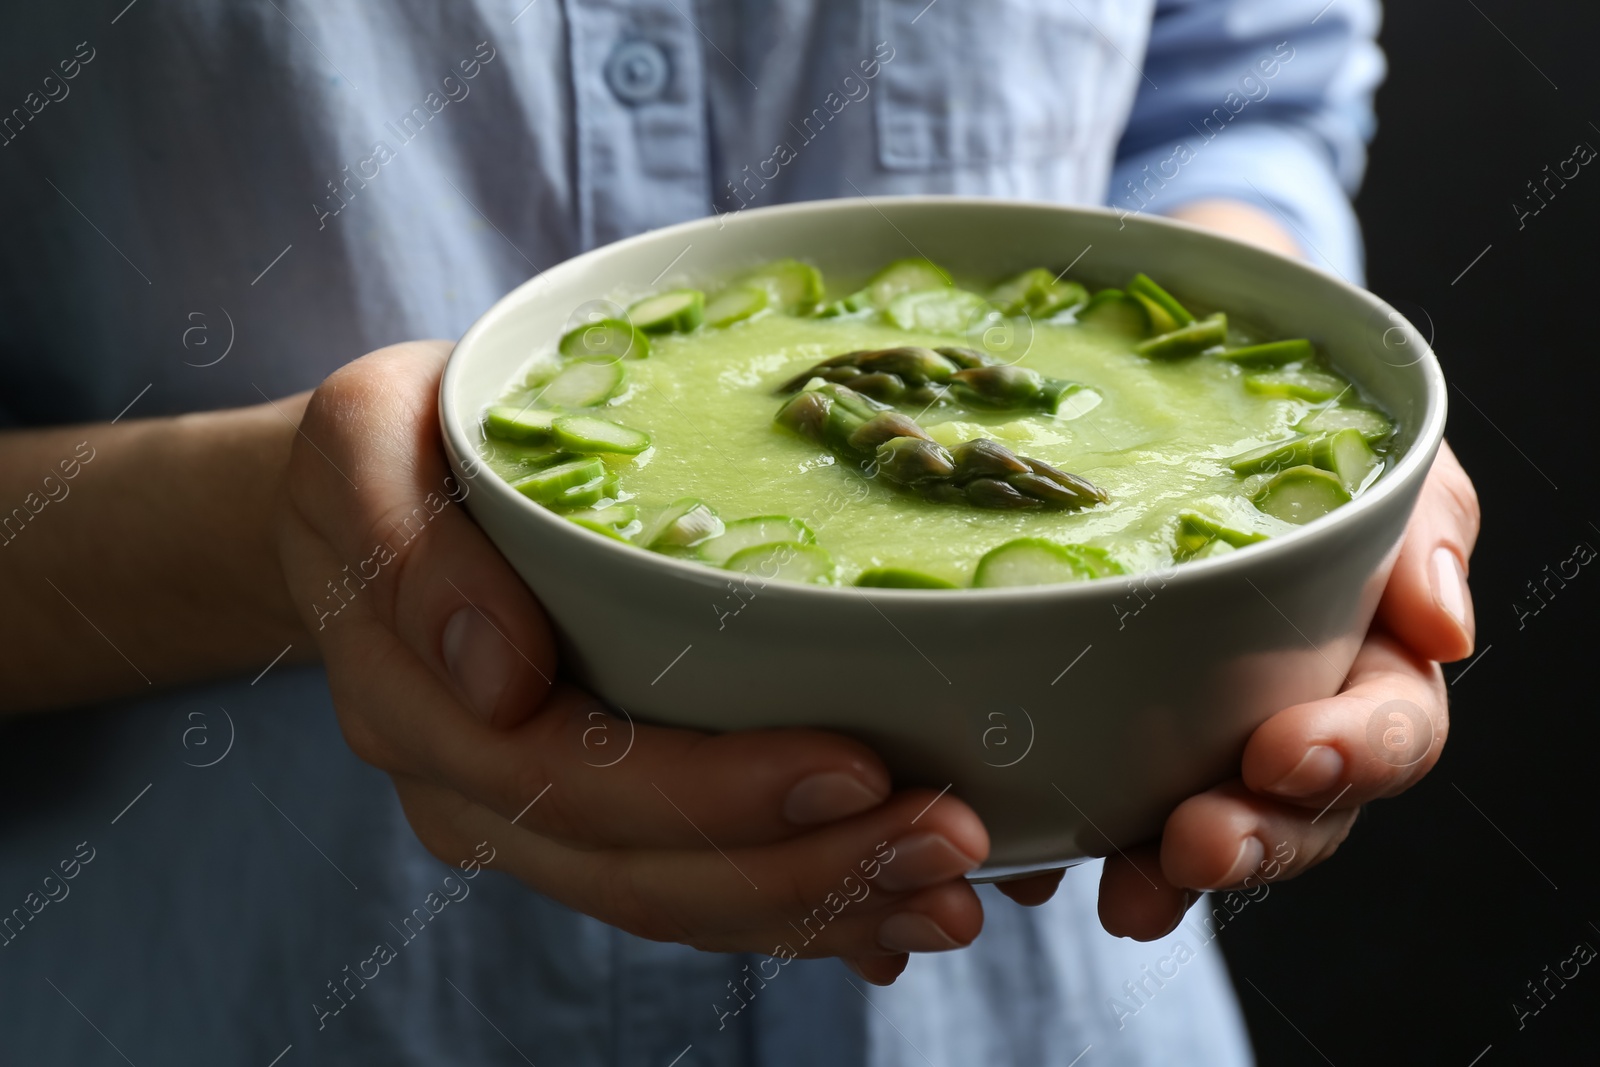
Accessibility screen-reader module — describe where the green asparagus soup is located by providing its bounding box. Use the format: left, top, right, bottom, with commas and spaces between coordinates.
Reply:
477, 259, 1397, 588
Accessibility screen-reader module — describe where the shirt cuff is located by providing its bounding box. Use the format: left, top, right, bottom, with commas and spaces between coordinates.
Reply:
1107, 123, 1367, 286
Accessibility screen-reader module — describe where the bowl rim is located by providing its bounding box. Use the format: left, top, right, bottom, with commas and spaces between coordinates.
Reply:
441, 194, 1447, 604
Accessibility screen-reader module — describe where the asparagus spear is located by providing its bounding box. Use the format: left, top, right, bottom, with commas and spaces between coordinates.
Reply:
777, 347, 1082, 415
773, 383, 1108, 511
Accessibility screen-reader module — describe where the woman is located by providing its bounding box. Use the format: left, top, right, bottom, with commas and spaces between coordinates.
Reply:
0, 1, 1477, 1063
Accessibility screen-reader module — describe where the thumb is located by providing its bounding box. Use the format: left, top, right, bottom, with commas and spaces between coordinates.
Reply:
285, 340, 557, 729
1374, 441, 1480, 663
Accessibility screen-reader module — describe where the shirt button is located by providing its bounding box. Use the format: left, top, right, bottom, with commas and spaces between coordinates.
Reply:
605, 39, 670, 105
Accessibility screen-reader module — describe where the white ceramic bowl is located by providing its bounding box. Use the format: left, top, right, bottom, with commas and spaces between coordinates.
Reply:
440, 197, 1445, 878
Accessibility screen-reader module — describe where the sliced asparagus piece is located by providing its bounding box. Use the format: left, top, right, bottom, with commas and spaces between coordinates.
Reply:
1252, 465, 1351, 524
538, 359, 626, 407
568, 517, 628, 540
1074, 289, 1150, 338
697, 515, 818, 566
639, 497, 725, 550
855, 567, 959, 589
703, 284, 769, 327
483, 405, 559, 444
723, 541, 836, 584
552, 414, 652, 455
1053, 384, 1103, 419
973, 538, 1119, 587
738, 259, 825, 313
1294, 405, 1393, 441
1227, 433, 1319, 476
1127, 273, 1196, 329
558, 318, 650, 361
1058, 544, 1128, 579
1175, 510, 1269, 558
563, 504, 638, 529
1311, 427, 1381, 492
552, 469, 617, 510
628, 289, 706, 333
989, 268, 1054, 316
886, 288, 992, 333
1033, 279, 1090, 316
512, 456, 607, 505
1244, 367, 1351, 402
988, 269, 1089, 317
1135, 313, 1228, 360
1217, 339, 1314, 367
859, 257, 952, 309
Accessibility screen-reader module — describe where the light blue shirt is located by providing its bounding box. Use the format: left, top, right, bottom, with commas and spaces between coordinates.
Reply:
0, 2, 1380, 1063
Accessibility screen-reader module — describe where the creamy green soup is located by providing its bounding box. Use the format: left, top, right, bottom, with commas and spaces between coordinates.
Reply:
477, 260, 1395, 588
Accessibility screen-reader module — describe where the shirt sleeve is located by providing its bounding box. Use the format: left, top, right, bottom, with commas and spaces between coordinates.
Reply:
1110, 0, 1385, 283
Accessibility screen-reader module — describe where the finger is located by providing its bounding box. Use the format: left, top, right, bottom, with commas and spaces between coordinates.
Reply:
1098, 845, 1193, 941
1375, 441, 1480, 662
993, 869, 1065, 907
845, 954, 910, 986
282, 340, 557, 729
1241, 629, 1447, 809
396, 777, 989, 957
309, 602, 895, 848
1159, 781, 1358, 893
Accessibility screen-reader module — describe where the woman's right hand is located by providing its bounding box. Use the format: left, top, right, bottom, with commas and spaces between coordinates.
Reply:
273, 341, 990, 984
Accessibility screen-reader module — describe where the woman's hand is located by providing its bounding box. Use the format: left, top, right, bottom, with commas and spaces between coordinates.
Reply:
274, 341, 988, 983
997, 444, 1480, 933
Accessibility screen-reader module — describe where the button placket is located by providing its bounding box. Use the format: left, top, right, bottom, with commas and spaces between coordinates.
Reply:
565, 0, 712, 249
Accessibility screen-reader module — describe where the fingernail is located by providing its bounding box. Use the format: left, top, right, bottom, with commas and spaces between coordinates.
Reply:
875, 833, 981, 893
1207, 836, 1265, 890
1430, 546, 1475, 651
1155, 890, 1200, 939
1268, 745, 1344, 798
783, 772, 886, 826
443, 607, 515, 724
877, 912, 962, 953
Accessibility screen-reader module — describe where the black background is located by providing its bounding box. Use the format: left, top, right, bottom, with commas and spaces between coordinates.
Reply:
1222, 3, 1600, 1064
